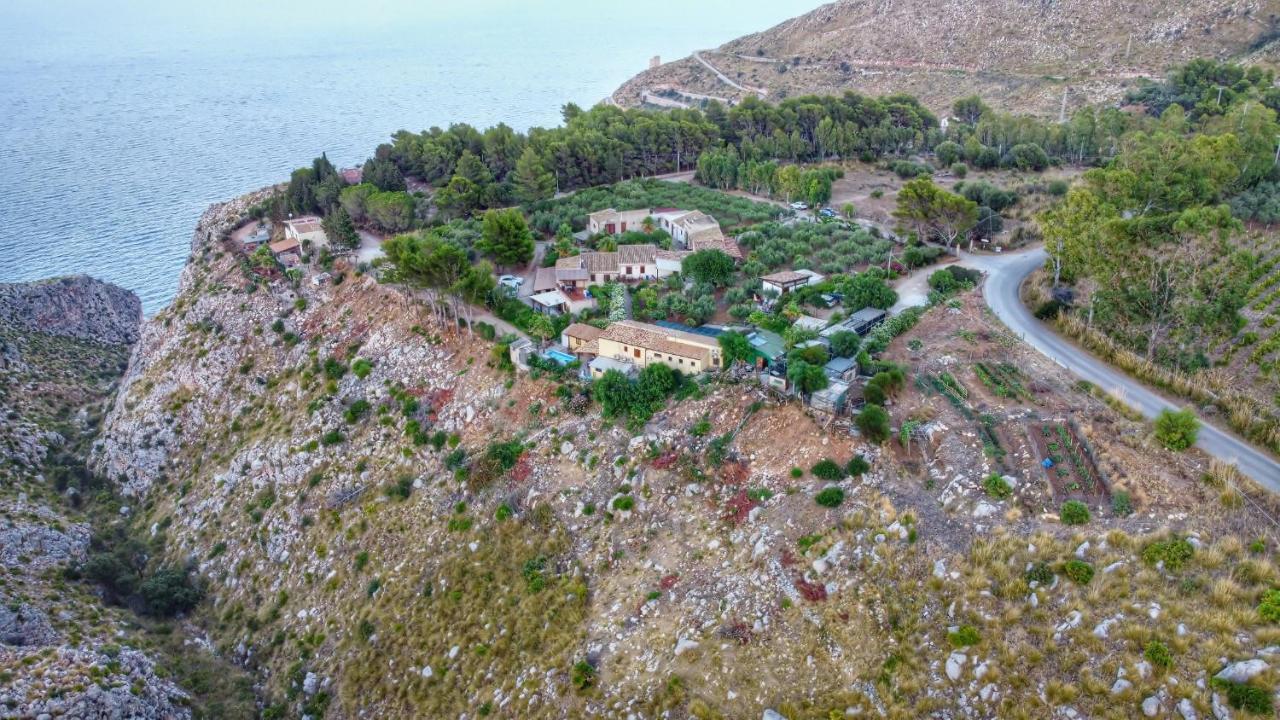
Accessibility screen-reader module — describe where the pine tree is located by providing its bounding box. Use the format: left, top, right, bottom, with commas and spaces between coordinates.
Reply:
512, 148, 555, 204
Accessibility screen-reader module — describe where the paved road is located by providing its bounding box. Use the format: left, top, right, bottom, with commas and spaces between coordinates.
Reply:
951, 246, 1280, 487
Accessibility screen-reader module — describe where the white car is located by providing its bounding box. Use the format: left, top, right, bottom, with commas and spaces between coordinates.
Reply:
498, 274, 524, 289
789, 201, 809, 210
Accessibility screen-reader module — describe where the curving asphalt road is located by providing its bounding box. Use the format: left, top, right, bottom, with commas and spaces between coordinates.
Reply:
948, 246, 1280, 488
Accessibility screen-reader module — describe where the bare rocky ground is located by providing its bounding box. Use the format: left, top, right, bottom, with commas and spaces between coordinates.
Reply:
63, 190, 1280, 719
0, 278, 194, 718
614, 0, 1279, 116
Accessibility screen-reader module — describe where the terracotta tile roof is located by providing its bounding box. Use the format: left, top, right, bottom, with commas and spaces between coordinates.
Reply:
563, 323, 604, 343
577, 339, 600, 355
555, 256, 583, 270
655, 249, 692, 262
533, 267, 558, 292
618, 244, 657, 265
587, 208, 618, 221
269, 238, 300, 254
555, 267, 590, 282
600, 320, 716, 365
761, 270, 810, 285
584, 252, 619, 274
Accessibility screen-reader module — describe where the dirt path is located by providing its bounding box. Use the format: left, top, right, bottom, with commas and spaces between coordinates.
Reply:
693, 51, 767, 97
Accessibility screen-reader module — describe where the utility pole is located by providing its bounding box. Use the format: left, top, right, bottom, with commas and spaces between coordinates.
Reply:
1125, 35, 1132, 61
1058, 87, 1068, 124
1274, 135, 1280, 166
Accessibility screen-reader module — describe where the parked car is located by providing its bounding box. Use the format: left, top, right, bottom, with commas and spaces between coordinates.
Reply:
498, 274, 524, 290
818, 207, 838, 218
789, 201, 809, 210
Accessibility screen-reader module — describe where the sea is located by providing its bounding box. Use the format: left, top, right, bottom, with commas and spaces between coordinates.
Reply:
0, 1, 816, 313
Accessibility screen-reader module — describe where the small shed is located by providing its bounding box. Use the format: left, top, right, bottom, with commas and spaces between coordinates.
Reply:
588, 355, 637, 380
845, 308, 887, 336
529, 290, 569, 316
793, 315, 828, 333
760, 270, 812, 296
824, 356, 857, 382
508, 337, 534, 371
746, 329, 786, 367
809, 379, 850, 415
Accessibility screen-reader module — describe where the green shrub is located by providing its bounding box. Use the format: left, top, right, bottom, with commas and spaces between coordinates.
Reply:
1154, 408, 1199, 451
857, 404, 891, 443
815, 488, 845, 508
982, 474, 1012, 500
810, 459, 846, 481
1111, 491, 1133, 517
1144, 640, 1172, 669
948, 625, 980, 648
320, 430, 344, 446
790, 467, 804, 479
351, 358, 373, 379
383, 476, 414, 501
612, 496, 635, 512
1059, 500, 1090, 525
495, 504, 513, 521
1258, 588, 1280, 622
1212, 678, 1273, 714
343, 399, 371, 424
1141, 537, 1195, 571
323, 357, 347, 380
1025, 561, 1054, 585
846, 455, 871, 477
571, 660, 596, 691
1063, 559, 1094, 585
139, 568, 203, 617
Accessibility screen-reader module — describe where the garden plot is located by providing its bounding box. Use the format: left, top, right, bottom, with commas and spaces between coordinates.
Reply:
1026, 420, 1109, 506
970, 362, 1035, 404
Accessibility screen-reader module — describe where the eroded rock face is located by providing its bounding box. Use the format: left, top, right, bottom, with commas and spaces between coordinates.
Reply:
0, 275, 141, 346
0, 646, 191, 720
0, 518, 91, 571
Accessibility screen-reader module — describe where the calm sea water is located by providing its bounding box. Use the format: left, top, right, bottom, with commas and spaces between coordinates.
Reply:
0, 1, 816, 313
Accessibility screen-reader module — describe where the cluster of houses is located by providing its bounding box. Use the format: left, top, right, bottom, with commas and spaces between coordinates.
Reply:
528, 207, 744, 316
506, 203, 901, 416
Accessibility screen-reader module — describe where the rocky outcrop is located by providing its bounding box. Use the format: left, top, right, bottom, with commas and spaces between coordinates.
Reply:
0, 275, 141, 346
0, 646, 191, 720
91, 188, 274, 494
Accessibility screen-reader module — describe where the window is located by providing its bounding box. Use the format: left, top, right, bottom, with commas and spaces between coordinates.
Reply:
625, 266, 632, 274
633, 349, 641, 359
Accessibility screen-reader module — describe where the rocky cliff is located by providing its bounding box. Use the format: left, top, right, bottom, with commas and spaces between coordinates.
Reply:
0, 274, 142, 346
0, 276, 195, 719
79, 187, 1280, 719
614, 0, 1280, 115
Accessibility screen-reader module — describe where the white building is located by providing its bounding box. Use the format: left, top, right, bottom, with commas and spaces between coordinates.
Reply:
284, 216, 329, 247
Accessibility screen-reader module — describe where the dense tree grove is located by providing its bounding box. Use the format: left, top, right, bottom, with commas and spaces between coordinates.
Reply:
1042, 60, 1278, 371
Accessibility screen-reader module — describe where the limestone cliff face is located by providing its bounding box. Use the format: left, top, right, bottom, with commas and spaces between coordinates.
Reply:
0, 277, 190, 719
0, 274, 142, 346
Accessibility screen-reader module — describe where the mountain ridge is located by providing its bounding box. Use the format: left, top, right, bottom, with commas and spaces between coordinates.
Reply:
614, 0, 1280, 115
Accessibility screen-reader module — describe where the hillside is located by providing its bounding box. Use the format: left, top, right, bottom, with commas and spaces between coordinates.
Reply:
614, 0, 1280, 116
44, 188, 1280, 719
0, 277, 228, 718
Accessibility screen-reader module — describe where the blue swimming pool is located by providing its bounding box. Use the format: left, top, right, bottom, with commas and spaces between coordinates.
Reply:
544, 349, 576, 366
